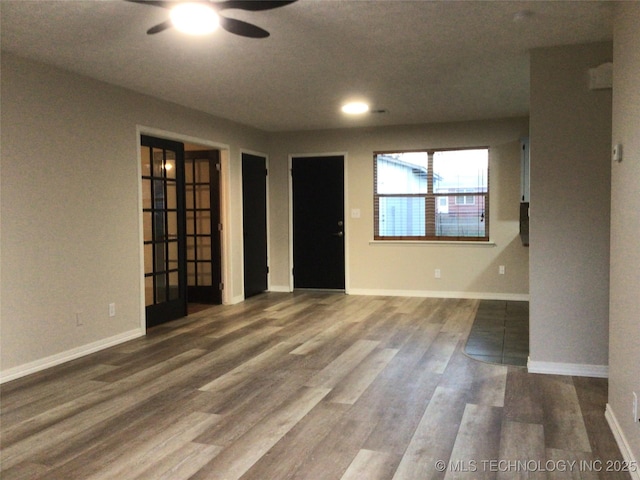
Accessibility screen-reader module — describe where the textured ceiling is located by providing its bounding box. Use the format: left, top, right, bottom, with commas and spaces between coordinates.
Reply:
0, 0, 614, 132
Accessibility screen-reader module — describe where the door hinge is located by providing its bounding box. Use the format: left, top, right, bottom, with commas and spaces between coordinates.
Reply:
266, 266, 270, 274
218, 223, 223, 232
265, 169, 268, 176
215, 162, 221, 171
219, 282, 224, 291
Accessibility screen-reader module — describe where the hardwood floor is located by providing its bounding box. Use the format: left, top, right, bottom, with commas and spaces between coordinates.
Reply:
0, 293, 629, 480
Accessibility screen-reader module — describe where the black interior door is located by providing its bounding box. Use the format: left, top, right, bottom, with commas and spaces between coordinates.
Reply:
141, 135, 187, 327
292, 155, 345, 290
242, 153, 268, 298
185, 150, 222, 305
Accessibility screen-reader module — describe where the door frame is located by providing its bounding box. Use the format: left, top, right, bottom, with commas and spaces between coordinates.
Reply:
240, 149, 271, 298
288, 152, 350, 292
136, 126, 232, 332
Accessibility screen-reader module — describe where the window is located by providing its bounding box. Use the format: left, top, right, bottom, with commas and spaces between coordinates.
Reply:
374, 148, 489, 241
455, 192, 476, 205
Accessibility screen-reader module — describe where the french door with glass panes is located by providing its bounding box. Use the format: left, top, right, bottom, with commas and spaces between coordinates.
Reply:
141, 135, 187, 327
185, 150, 222, 305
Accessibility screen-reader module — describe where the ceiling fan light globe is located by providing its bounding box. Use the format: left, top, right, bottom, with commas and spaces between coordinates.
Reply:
170, 3, 219, 35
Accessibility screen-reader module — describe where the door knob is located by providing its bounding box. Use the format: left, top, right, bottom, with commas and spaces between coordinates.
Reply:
333, 231, 344, 237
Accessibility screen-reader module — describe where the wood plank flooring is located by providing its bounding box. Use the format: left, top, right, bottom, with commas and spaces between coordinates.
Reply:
0, 292, 630, 480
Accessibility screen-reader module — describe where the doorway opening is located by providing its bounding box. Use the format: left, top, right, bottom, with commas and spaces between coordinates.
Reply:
140, 134, 224, 327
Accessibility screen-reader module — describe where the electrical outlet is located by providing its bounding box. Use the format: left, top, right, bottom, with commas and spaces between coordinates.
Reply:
109, 303, 116, 317
499, 265, 505, 275
633, 392, 638, 423
435, 269, 441, 279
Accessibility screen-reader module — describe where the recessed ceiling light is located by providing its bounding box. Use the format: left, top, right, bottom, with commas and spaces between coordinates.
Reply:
170, 3, 220, 35
341, 102, 370, 115
512, 9, 534, 22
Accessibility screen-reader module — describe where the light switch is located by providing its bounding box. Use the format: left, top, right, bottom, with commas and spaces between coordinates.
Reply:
351, 208, 361, 218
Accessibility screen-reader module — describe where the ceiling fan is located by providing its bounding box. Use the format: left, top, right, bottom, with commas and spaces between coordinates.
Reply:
126, 0, 297, 38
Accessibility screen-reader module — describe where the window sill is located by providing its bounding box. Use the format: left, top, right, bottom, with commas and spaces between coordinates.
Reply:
369, 240, 497, 247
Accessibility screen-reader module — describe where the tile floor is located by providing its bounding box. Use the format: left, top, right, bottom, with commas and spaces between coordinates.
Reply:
464, 300, 529, 367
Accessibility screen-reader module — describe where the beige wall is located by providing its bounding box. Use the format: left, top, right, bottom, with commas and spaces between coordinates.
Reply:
268, 118, 530, 298
0, 53, 268, 378
529, 42, 613, 374
1, 51, 529, 380
608, 1, 640, 465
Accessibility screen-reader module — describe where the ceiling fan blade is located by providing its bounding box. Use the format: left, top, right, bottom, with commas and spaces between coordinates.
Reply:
220, 17, 269, 38
215, 0, 297, 12
124, 0, 176, 9
147, 19, 174, 34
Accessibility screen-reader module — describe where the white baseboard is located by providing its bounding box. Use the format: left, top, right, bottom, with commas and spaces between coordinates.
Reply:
269, 285, 293, 293
225, 294, 245, 305
527, 358, 609, 378
346, 288, 529, 302
0, 328, 144, 385
264, 287, 527, 301
605, 404, 640, 480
